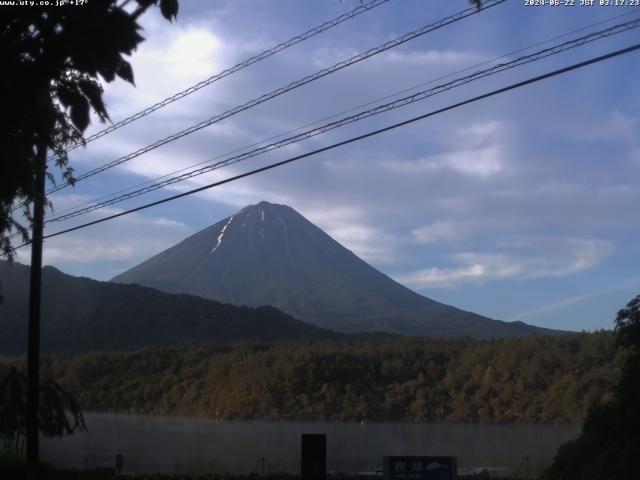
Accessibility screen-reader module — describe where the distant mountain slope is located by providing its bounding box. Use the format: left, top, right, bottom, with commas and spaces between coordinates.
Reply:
0, 261, 343, 355
112, 201, 557, 338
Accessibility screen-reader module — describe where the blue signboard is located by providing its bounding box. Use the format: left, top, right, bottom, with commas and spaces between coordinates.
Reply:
383, 456, 458, 480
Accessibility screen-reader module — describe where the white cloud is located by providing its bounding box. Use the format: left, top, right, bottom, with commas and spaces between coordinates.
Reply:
442, 146, 505, 178
382, 49, 485, 65
455, 120, 502, 147
433, 195, 475, 213
310, 48, 484, 71
102, 20, 226, 115
15, 207, 190, 278
393, 237, 613, 289
377, 119, 508, 179
560, 110, 638, 144
322, 223, 397, 264
381, 145, 505, 178
411, 220, 469, 244
394, 264, 487, 288
493, 237, 614, 277
311, 46, 360, 69
298, 204, 403, 265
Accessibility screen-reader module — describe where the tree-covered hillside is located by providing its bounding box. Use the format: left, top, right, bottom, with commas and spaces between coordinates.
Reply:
544, 295, 640, 479
1, 333, 619, 424
0, 261, 343, 355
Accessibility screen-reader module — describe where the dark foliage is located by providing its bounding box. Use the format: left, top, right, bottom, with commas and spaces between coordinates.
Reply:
0, 367, 86, 456
0, 468, 301, 480
0, 0, 179, 259
544, 294, 640, 480
0, 332, 619, 424
0, 466, 522, 480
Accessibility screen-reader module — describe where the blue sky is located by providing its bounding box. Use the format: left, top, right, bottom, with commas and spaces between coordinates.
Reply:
13, 0, 640, 331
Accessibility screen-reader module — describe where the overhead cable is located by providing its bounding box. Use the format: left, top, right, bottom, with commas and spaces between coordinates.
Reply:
45, 0, 507, 196
49, 0, 393, 160
44, 17, 640, 225
13, 42, 637, 247
47, 8, 640, 221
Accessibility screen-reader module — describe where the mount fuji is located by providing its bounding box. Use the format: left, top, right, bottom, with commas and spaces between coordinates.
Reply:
112, 201, 556, 338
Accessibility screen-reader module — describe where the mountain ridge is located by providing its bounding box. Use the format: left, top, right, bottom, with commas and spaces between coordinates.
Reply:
112, 201, 558, 338
0, 260, 345, 355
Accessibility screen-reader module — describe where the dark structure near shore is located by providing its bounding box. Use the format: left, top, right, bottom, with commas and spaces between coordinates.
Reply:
301, 434, 326, 480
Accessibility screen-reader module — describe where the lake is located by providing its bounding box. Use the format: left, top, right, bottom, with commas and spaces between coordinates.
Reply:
41, 412, 580, 477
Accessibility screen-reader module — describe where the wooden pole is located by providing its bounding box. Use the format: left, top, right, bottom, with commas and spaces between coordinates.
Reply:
26, 145, 46, 475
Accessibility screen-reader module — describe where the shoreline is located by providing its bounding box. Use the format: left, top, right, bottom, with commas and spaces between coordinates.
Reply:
76, 410, 583, 427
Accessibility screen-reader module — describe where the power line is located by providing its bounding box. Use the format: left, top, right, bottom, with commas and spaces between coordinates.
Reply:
43, 17, 640, 225
9, 11, 637, 231
9, 0, 395, 217
45, 0, 507, 196
14, 42, 638, 248
46, 8, 639, 222
48, 0, 393, 160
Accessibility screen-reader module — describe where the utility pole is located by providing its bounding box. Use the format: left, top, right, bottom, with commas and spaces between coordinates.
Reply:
26, 144, 46, 476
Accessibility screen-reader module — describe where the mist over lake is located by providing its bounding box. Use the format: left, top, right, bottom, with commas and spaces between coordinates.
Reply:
41, 413, 580, 477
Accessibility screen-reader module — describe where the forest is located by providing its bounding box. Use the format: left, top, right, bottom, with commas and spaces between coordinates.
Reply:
0, 332, 620, 424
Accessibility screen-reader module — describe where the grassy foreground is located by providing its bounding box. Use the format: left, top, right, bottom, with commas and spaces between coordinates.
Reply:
0, 453, 520, 479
